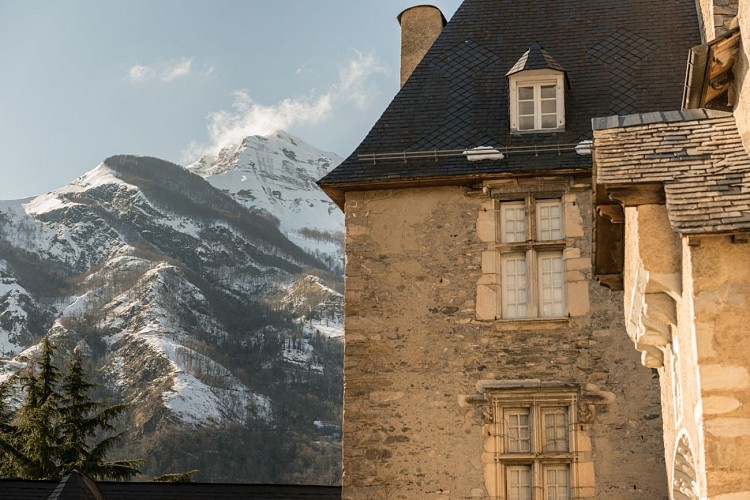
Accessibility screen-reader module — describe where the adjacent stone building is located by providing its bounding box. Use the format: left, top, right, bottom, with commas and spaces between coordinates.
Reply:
593, 1, 750, 498
318, 1, 702, 498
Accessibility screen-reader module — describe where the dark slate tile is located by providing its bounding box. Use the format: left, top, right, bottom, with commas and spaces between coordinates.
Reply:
319, 0, 701, 189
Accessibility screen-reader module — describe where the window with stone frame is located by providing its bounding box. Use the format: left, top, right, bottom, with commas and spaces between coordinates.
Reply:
490, 391, 579, 500
497, 196, 565, 319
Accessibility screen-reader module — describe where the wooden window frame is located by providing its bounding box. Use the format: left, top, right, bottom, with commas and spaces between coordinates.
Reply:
509, 70, 565, 133
491, 391, 579, 500
496, 196, 566, 319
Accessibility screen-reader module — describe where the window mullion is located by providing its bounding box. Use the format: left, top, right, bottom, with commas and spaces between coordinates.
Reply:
527, 249, 538, 318
526, 197, 536, 242
534, 83, 542, 130
526, 196, 538, 318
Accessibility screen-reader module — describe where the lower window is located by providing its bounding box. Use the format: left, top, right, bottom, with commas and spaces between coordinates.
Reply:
506, 464, 569, 500
491, 392, 578, 500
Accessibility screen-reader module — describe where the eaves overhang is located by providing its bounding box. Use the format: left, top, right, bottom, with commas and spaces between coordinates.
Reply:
682, 27, 740, 110
318, 166, 590, 210
591, 110, 750, 289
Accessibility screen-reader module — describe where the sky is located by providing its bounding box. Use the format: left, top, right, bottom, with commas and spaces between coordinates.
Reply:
0, 0, 463, 200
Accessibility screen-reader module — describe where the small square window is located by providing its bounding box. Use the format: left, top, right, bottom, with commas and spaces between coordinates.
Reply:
537, 200, 563, 241
505, 409, 532, 452
509, 72, 565, 132
544, 466, 570, 500
542, 408, 569, 452
501, 202, 527, 243
507, 466, 532, 500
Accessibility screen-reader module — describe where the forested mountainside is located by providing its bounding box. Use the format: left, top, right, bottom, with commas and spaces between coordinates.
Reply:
0, 132, 345, 483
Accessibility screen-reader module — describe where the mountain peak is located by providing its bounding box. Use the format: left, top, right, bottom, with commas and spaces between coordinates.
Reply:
185, 132, 344, 273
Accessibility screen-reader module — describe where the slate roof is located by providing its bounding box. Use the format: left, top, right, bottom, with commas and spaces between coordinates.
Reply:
0, 479, 341, 500
46, 471, 104, 500
318, 0, 701, 206
506, 42, 566, 76
593, 110, 750, 234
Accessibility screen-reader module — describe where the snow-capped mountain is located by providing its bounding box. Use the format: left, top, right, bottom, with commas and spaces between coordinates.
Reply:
0, 140, 343, 483
187, 131, 344, 273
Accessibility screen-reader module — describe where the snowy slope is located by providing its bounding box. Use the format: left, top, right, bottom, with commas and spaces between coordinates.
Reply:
187, 131, 344, 272
0, 154, 343, 434
0, 138, 345, 481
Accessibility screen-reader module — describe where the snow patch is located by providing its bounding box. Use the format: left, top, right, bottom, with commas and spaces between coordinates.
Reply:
24, 164, 135, 215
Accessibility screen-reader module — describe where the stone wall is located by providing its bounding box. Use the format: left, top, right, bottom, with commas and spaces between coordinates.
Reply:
398, 6, 444, 87
734, 0, 750, 154
690, 235, 750, 498
619, 205, 750, 499
342, 181, 667, 499
622, 205, 706, 498
696, 0, 739, 41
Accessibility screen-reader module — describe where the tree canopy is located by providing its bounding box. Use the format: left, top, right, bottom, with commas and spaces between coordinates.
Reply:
0, 337, 141, 480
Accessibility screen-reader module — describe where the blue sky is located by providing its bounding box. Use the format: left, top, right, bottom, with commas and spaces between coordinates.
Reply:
0, 0, 462, 199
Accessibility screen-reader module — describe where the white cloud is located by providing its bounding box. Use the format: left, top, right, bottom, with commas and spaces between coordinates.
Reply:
127, 57, 195, 84
183, 51, 388, 161
128, 64, 156, 83
184, 90, 333, 160
334, 50, 387, 110
160, 57, 193, 82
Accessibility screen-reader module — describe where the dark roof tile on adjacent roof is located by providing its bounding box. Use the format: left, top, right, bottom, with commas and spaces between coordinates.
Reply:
0, 480, 341, 500
46, 471, 104, 500
593, 111, 750, 234
319, 0, 701, 204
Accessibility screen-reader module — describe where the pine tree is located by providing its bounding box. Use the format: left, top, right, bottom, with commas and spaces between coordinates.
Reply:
14, 337, 62, 479
0, 382, 18, 477
0, 338, 141, 480
58, 350, 141, 480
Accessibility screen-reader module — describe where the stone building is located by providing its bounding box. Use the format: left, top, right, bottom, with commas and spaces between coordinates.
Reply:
593, 0, 750, 498
318, 0, 702, 498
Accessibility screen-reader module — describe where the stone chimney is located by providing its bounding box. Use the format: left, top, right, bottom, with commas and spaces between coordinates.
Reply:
397, 5, 446, 87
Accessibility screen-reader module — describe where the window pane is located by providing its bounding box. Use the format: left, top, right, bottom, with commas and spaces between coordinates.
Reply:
541, 98, 557, 114
507, 466, 532, 500
505, 409, 531, 452
519, 115, 535, 130
502, 202, 526, 243
539, 254, 564, 317
540, 84, 556, 99
544, 466, 570, 500
543, 409, 569, 452
537, 201, 562, 240
519, 101, 535, 116
518, 86, 534, 100
541, 114, 558, 129
503, 257, 528, 318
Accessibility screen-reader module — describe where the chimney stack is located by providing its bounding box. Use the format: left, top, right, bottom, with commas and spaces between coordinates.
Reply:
397, 5, 446, 87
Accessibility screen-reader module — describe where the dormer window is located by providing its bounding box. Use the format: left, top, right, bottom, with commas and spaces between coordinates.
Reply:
506, 43, 567, 133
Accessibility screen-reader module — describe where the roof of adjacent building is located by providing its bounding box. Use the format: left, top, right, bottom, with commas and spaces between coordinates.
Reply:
318, 0, 701, 205
593, 110, 750, 234
0, 478, 341, 500
46, 471, 105, 500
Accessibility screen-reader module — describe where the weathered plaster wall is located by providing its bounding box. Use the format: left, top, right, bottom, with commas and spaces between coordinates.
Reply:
342, 185, 667, 499
689, 235, 750, 498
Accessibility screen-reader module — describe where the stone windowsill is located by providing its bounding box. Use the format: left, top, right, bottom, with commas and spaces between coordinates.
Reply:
493, 317, 570, 331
